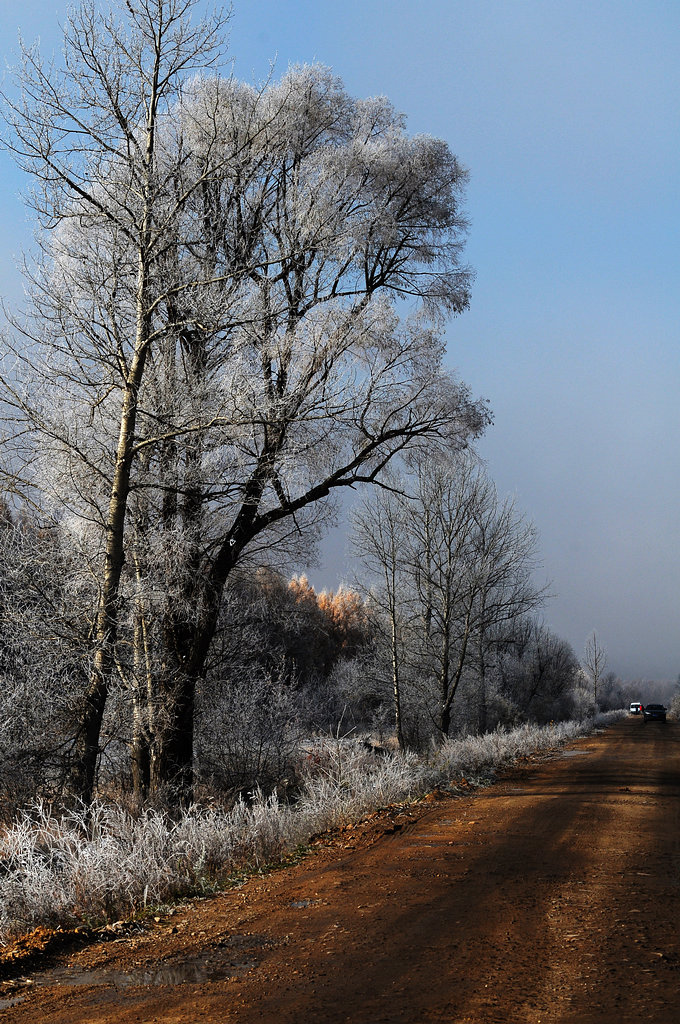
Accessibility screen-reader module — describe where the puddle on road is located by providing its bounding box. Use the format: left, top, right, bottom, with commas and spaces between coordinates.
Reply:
40, 955, 256, 991
19, 933, 272, 995
561, 749, 593, 758
0, 994, 27, 1010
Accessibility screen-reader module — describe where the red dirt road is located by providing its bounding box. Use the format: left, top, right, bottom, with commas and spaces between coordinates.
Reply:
2, 716, 679, 1023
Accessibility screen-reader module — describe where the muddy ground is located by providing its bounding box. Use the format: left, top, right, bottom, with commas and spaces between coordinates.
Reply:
1, 715, 679, 1023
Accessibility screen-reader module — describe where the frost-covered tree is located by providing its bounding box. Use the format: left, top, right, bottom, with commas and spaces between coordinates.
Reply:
0, 505, 92, 812
353, 454, 543, 742
495, 620, 581, 724
1, 0, 232, 805
0, 0, 486, 805
583, 631, 607, 708
352, 483, 411, 748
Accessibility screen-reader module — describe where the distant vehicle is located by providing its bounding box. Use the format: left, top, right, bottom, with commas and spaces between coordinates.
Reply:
643, 704, 667, 723
629, 702, 643, 715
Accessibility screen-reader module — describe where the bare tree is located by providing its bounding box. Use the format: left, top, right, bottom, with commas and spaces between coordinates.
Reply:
352, 454, 544, 742
1, 2, 487, 806
597, 670, 623, 712
0, 0, 233, 804
118, 68, 487, 801
352, 484, 410, 749
408, 456, 544, 738
583, 631, 607, 708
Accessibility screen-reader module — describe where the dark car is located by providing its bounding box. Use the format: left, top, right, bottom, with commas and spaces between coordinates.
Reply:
643, 703, 667, 722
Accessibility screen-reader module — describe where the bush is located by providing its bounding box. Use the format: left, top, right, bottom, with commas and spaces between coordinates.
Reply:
195, 673, 303, 800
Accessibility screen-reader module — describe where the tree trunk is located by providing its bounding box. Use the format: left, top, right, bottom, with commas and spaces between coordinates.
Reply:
131, 721, 151, 805
439, 701, 452, 739
477, 614, 488, 734
148, 671, 195, 808
391, 612, 405, 751
131, 608, 152, 804
69, 227, 153, 802
69, 370, 147, 803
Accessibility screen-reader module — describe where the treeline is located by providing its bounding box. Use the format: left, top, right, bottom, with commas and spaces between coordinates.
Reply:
0, 484, 615, 819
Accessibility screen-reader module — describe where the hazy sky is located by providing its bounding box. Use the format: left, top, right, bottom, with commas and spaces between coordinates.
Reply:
0, 1, 678, 680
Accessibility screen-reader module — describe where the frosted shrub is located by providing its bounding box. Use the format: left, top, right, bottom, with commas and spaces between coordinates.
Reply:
195, 674, 303, 797
430, 713, 623, 783
297, 737, 426, 832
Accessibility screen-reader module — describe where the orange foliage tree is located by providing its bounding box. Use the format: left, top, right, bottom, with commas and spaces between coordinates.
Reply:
289, 577, 373, 675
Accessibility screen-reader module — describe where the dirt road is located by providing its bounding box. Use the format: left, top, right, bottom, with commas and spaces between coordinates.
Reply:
2, 716, 679, 1023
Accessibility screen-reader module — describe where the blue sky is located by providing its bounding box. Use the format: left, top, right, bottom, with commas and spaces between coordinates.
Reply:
0, 1, 678, 680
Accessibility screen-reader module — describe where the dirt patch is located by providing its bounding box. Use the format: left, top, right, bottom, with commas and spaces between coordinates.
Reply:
2, 718, 679, 1023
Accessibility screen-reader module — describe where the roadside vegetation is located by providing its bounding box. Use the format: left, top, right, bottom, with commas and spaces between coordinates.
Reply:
0, 713, 622, 943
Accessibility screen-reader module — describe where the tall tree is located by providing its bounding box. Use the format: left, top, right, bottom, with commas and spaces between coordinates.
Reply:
1, 1, 487, 805
1, 0, 231, 803
122, 66, 488, 801
583, 631, 607, 708
352, 485, 410, 749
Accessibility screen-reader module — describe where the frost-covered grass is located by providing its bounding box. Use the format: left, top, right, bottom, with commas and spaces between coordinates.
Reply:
0, 711, 622, 943
429, 712, 623, 785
